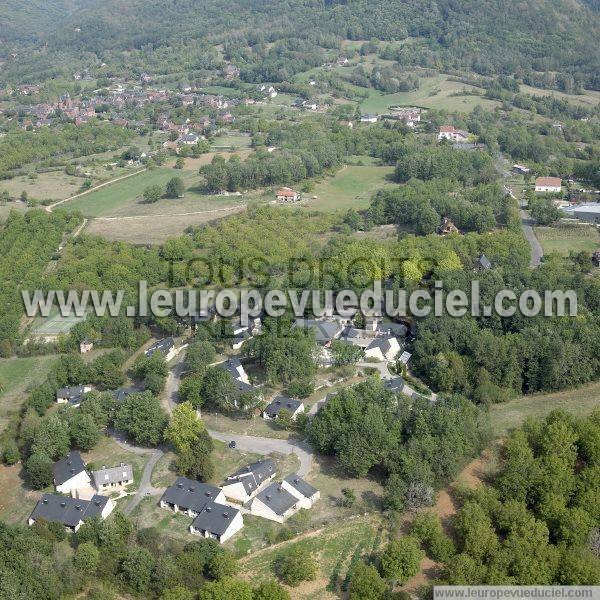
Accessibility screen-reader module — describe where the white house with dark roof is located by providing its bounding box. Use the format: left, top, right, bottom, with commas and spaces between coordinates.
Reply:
56, 385, 92, 408
364, 336, 401, 362
248, 482, 300, 523
29, 493, 114, 532
53, 451, 93, 497
262, 396, 305, 421
189, 500, 244, 543
293, 317, 345, 346
160, 477, 225, 517
221, 459, 276, 503
91, 463, 134, 492
281, 475, 320, 509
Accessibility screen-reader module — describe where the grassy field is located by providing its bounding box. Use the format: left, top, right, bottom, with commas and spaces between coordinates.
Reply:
519, 84, 600, 109
359, 74, 499, 114
305, 164, 394, 212
490, 381, 600, 437
211, 133, 253, 151
238, 515, 384, 598
534, 225, 599, 255
1, 171, 83, 202
0, 355, 58, 432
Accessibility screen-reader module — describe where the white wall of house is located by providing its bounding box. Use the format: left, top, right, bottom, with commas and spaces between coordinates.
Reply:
189, 510, 244, 543
248, 497, 299, 523
535, 185, 561, 193
101, 498, 116, 519
221, 481, 249, 503
56, 471, 92, 496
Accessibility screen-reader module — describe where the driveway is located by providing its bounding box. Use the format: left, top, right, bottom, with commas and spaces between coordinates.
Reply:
357, 361, 437, 401
519, 207, 544, 267
208, 430, 314, 477
123, 448, 165, 515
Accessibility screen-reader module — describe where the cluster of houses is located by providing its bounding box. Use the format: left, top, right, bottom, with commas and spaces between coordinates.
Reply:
293, 315, 406, 364
159, 459, 320, 543
28, 451, 133, 532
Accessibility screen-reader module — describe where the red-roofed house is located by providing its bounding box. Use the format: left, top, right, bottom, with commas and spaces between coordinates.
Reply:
535, 177, 562, 193
276, 187, 300, 202
438, 125, 468, 142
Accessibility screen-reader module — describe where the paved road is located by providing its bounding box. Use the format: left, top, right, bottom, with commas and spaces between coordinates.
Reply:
520, 208, 544, 267
208, 430, 313, 477
123, 448, 165, 515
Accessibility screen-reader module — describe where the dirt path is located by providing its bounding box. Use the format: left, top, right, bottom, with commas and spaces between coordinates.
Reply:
92, 206, 242, 221
402, 446, 496, 594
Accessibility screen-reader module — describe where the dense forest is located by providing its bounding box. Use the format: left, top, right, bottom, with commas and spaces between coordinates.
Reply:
1, 0, 599, 89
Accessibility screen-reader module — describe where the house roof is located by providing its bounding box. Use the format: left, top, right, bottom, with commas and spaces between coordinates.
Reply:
53, 451, 87, 485
283, 474, 318, 499
294, 318, 343, 343
276, 188, 298, 197
30, 493, 109, 528
224, 459, 276, 495
91, 463, 133, 487
535, 177, 562, 187
56, 385, 88, 399
191, 501, 241, 536
477, 254, 492, 270
161, 477, 222, 512
111, 387, 140, 402
365, 336, 397, 354
440, 125, 457, 132
255, 482, 298, 515
264, 396, 303, 417
145, 337, 174, 357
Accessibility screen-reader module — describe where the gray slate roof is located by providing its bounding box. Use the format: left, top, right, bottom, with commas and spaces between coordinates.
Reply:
53, 451, 87, 486
477, 254, 492, 270
365, 336, 396, 353
56, 385, 89, 404
255, 482, 298, 515
111, 387, 140, 402
294, 318, 343, 343
161, 477, 222, 512
91, 464, 133, 487
224, 459, 276, 495
30, 493, 109, 528
145, 337, 174, 357
263, 396, 303, 417
191, 501, 240, 536
283, 474, 318, 499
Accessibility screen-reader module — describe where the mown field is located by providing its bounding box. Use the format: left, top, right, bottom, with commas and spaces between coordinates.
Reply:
0, 355, 58, 433
490, 381, 600, 436
534, 225, 600, 255
306, 164, 394, 211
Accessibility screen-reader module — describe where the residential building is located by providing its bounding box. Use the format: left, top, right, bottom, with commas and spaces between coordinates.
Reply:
293, 318, 345, 345
160, 477, 225, 516
29, 494, 114, 532
438, 216, 459, 235
360, 114, 378, 123
111, 387, 140, 402
364, 336, 401, 362
592, 250, 600, 267
248, 482, 300, 523
91, 463, 134, 492
560, 202, 600, 224
221, 459, 276, 503
262, 396, 305, 421
281, 475, 320, 509
178, 132, 200, 146
513, 164, 531, 175
276, 187, 300, 202
56, 385, 92, 408
535, 177, 562, 193
223, 358, 250, 385
189, 501, 243, 543
438, 125, 468, 142
475, 254, 492, 271
53, 452, 93, 497
145, 337, 176, 361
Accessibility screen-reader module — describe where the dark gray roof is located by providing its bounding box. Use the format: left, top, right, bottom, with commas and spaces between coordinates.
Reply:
161, 477, 222, 512
56, 385, 88, 401
294, 318, 343, 343
111, 387, 140, 402
224, 459, 276, 495
477, 254, 492, 270
30, 493, 109, 528
264, 396, 303, 417
255, 482, 298, 515
145, 337, 174, 357
384, 377, 404, 392
366, 336, 396, 353
91, 464, 133, 487
191, 501, 240, 536
283, 474, 318, 499
53, 452, 87, 486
